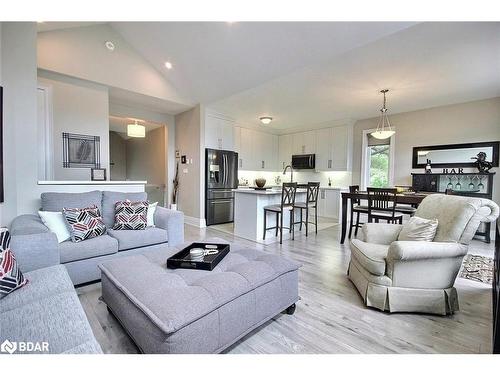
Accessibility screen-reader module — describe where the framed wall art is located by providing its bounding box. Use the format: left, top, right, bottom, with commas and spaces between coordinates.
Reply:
62, 132, 101, 169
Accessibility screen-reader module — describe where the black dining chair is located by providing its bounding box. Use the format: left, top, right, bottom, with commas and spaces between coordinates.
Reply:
294, 182, 320, 237
348, 185, 368, 239
367, 187, 403, 224
394, 185, 417, 216
263, 182, 297, 244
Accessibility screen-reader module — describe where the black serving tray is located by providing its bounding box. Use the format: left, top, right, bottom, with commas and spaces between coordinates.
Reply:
167, 242, 230, 271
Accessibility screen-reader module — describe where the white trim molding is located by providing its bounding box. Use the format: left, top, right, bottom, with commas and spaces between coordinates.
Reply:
184, 215, 207, 228
360, 127, 395, 190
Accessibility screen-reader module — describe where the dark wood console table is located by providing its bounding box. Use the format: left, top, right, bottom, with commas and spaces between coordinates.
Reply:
412, 172, 495, 242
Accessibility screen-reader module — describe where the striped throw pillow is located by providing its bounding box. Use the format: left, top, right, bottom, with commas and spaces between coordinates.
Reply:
0, 228, 28, 299
113, 201, 149, 230
63, 205, 107, 242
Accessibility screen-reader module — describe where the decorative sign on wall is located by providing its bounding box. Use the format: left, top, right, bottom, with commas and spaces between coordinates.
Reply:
62, 133, 101, 169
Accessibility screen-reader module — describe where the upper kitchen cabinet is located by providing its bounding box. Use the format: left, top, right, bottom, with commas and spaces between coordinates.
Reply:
238, 127, 254, 170
292, 131, 316, 155
278, 134, 293, 171
252, 130, 278, 171
331, 125, 352, 171
315, 125, 352, 171
315, 127, 334, 171
236, 127, 278, 171
205, 112, 234, 151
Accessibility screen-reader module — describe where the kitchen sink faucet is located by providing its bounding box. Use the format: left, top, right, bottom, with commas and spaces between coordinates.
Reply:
283, 165, 294, 183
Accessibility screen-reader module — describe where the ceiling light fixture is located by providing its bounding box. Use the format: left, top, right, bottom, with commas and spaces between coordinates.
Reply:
260, 116, 273, 125
104, 41, 115, 51
165, 61, 173, 70
371, 89, 395, 140
127, 120, 146, 138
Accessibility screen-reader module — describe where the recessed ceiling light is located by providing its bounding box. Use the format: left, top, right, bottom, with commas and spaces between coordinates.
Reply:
260, 116, 273, 125
104, 41, 115, 51
165, 61, 173, 70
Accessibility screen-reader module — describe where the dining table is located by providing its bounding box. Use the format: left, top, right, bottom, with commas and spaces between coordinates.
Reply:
339, 191, 430, 244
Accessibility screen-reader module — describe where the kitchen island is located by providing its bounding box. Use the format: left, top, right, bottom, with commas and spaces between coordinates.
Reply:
233, 188, 307, 243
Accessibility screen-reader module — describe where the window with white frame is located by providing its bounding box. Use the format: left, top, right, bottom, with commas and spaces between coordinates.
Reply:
361, 130, 395, 189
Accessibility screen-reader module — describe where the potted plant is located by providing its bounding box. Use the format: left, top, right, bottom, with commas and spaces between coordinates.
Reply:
171, 162, 179, 210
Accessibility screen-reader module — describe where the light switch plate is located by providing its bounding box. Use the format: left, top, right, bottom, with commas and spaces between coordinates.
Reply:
183, 168, 188, 173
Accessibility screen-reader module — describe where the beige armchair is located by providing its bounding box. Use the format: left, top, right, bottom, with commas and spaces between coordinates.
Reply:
348, 194, 499, 315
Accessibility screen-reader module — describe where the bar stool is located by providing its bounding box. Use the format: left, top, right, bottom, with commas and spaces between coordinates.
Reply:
263, 182, 297, 244
293, 182, 320, 236
348, 185, 368, 239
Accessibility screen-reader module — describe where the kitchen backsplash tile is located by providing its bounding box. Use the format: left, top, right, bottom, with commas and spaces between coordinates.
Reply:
238, 170, 351, 188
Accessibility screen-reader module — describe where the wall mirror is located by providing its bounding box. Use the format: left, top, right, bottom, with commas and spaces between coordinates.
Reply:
412, 141, 499, 168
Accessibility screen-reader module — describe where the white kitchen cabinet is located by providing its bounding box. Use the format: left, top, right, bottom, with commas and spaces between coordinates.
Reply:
331, 125, 351, 171
292, 131, 316, 155
278, 134, 293, 171
315, 125, 352, 171
253, 131, 278, 171
318, 188, 340, 220
205, 113, 234, 150
238, 127, 254, 170
315, 127, 334, 171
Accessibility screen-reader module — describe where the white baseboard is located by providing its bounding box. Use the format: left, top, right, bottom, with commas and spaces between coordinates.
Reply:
184, 215, 206, 228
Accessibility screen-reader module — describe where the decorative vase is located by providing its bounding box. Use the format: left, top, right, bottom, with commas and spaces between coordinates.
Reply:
170, 203, 177, 210
255, 178, 266, 188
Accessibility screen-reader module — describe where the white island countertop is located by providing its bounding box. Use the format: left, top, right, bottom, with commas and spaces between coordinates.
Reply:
234, 187, 307, 195
234, 186, 347, 194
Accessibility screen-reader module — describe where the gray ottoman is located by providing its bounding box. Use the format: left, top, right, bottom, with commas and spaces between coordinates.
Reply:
99, 242, 300, 353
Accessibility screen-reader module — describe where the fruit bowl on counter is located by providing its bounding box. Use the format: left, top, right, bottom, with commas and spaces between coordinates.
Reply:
254, 178, 267, 188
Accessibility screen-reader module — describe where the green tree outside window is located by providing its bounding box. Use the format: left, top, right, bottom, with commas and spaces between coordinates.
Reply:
369, 145, 390, 188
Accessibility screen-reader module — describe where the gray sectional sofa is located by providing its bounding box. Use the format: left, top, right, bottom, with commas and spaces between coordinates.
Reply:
10, 190, 184, 285
0, 263, 102, 354
1, 190, 184, 354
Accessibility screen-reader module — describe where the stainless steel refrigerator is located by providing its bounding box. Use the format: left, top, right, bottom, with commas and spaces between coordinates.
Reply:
205, 148, 238, 225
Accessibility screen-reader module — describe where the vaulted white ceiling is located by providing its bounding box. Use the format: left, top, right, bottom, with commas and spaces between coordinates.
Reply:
38, 22, 500, 131
208, 22, 500, 130
110, 22, 416, 103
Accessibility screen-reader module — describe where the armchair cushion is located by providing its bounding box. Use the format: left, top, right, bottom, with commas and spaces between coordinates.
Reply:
362, 223, 402, 245
398, 216, 438, 242
350, 239, 389, 276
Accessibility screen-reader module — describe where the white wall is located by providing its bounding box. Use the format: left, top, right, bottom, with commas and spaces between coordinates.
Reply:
38, 71, 110, 181
175, 104, 205, 225
37, 24, 192, 108
353, 97, 500, 203
1, 23, 39, 225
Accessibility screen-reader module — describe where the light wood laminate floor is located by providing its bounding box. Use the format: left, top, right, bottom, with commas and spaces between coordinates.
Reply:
77, 224, 494, 354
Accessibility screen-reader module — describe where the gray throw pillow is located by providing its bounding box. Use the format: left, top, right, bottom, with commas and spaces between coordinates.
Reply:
398, 216, 438, 242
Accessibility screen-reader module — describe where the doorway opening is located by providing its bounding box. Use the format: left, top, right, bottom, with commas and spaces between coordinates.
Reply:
109, 116, 168, 206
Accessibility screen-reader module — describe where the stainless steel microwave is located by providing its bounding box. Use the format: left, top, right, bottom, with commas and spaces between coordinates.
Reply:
291, 154, 315, 169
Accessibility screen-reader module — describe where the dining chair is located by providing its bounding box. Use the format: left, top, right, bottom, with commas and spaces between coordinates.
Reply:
348, 185, 368, 239
367, 187, 403, 224
294, 182, 320, 236
263, 182, 297, 244
393, 185, 417, 216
